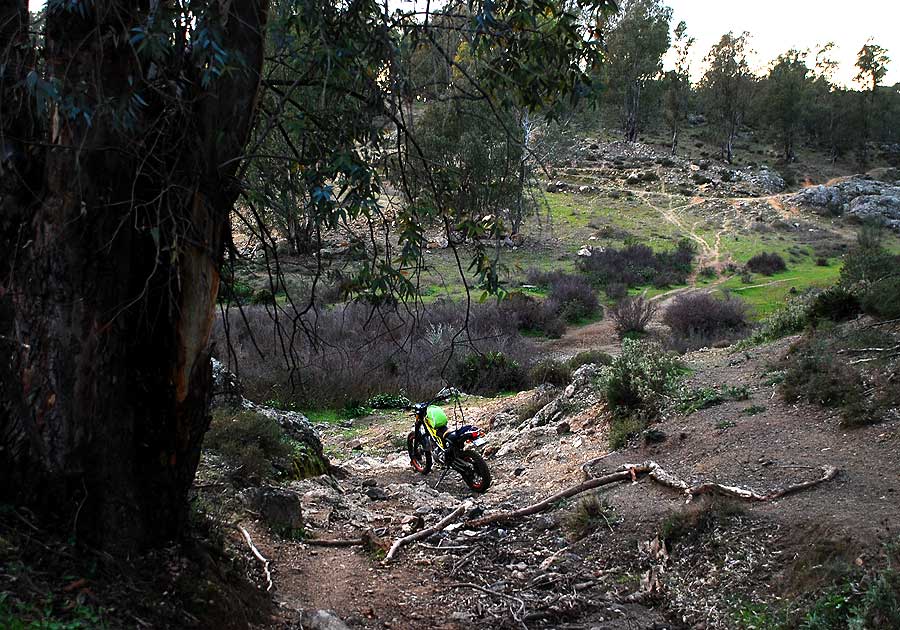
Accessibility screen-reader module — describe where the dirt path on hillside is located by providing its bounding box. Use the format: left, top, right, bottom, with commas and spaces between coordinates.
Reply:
234, 327, 900, 630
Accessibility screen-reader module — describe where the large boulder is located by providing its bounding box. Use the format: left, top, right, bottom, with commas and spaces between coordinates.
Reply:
847, 194, 900, 230
244, 485, 304, 537
786, 176, 900, 222
523, 363, 604, 429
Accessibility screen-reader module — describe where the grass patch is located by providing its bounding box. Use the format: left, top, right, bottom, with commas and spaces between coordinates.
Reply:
722, 262, 841, 320
564, 495, 618, 540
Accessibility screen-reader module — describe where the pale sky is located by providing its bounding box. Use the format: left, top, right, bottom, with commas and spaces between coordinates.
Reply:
29, 0, 899, 87
663, 0, 900, 87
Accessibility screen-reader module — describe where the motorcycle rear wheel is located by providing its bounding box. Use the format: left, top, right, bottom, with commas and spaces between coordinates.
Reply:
458, 450, 491, 493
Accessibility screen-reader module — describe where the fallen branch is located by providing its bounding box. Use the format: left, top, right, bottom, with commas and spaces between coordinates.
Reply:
466, 461, 838, 529
580, 451, 616, 479
383, 502, 469, 562
631, 461, 839, 502
237, 525, 272, 592
466, 466, 648, 528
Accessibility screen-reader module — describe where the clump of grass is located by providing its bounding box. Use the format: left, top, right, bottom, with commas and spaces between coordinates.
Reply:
677, 384, 751, 414
205, 410, 327, 482
206, 410, 292, 482
565, 495, 617, 540
659, 497, 744, 545
741, 405, 767, 416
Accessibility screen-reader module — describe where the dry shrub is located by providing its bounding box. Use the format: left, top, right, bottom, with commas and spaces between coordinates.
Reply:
610, 296, 658, 336
746, 251, 787, 275
578, 239, 696, 290
663, 292, 749, 351
211, 300, 536, 408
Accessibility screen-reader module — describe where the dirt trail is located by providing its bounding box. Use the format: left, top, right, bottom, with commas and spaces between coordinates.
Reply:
245, 328, 900, 630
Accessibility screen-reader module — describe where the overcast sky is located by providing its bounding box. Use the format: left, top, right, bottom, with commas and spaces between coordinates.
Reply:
663, 0, 899, 87
29, 0, 898, 87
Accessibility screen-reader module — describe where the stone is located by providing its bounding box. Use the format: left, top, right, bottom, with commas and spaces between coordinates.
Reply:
254, 486, 303, 536
361, 478, 377, 488
300, 610, 352, 630
556, 420, 571, 435
365, 486, 389, 501
847, 194, 900, 230
210, 358, 244, 409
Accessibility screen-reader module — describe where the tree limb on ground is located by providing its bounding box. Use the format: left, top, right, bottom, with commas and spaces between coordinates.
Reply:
384, 502, 469, 562
237, 525, 272, 592
466, 461, 837, 529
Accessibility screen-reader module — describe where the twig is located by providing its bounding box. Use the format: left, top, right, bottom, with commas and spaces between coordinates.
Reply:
384, 502, 469, 562
449, 582, 527, 629
451, 547, 479, 577
237, 525, 273, 591
305, 538, 365, 547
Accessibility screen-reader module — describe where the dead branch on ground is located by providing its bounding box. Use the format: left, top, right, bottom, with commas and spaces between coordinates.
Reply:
383, 502, 469, 562
466, 461, 837, 529
237, 525, 272, 591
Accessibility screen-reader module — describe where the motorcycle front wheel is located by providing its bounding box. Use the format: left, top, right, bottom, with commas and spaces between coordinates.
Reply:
407, 431, 433, 475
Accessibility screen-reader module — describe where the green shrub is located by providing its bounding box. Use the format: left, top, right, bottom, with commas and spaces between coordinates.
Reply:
808, 286, 861, 324
528, 359, 572, 387
608, 415, 645, 450
205, 410, 291, 481
250, 287, 276, 305
741, 292, 816, 346
568, 349, 613, 370
602, 339, 683, 418
366, 393, 411, 409
861, 276, 900, 320
454, 351, 526, 395
781, 336, 865, 411
780, 328, 899, 427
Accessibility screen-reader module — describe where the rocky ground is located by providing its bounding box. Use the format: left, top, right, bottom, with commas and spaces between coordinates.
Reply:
198, 315, 898, 630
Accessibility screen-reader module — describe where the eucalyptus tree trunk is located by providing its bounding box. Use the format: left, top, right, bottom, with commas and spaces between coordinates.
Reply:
0, 0, 268, 552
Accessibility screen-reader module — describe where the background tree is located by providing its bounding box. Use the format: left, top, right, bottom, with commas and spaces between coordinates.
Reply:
699, 32, 753, 163
0, 0, 618, 552
765, 49, 811, 162
604, 0, 672, 142
663, 20, 694, 155
854, 42, 890, 163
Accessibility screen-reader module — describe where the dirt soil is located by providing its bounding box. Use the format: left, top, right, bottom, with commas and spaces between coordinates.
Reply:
209, 317, 899, 630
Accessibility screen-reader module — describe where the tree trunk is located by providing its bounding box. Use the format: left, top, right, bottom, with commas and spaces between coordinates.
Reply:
0, 1, 268, 553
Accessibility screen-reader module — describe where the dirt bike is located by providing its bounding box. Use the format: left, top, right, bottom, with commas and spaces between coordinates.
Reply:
405, 388, 492, 493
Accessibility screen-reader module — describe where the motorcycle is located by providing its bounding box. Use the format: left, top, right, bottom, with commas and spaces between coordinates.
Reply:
405, 388, 491, 492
